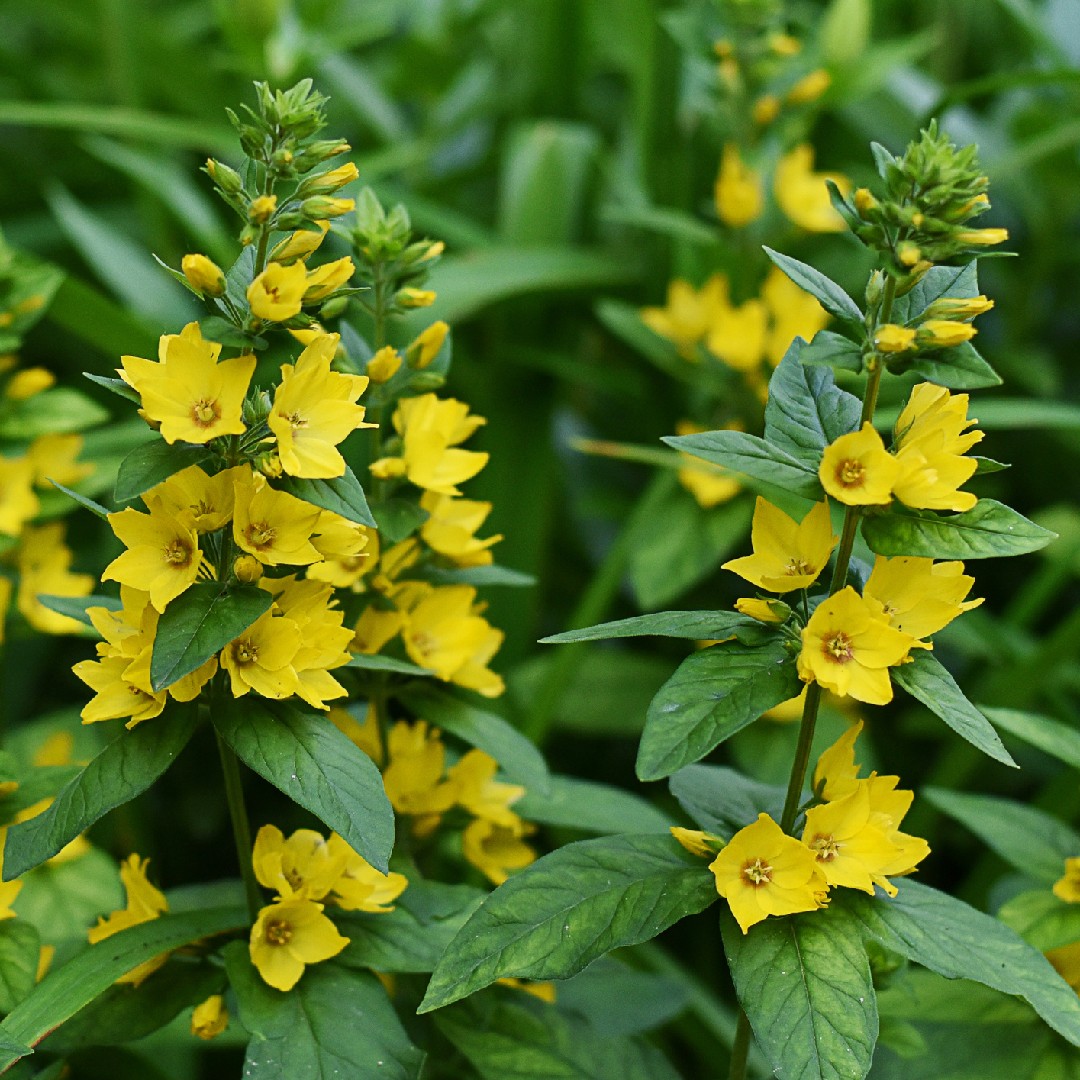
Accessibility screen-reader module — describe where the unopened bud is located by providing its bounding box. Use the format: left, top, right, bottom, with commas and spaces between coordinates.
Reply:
248, 194, 278, 224
734, 597, 790, 625
853, 188, 878, 218
181, 254, 226, 297
924, 295, 994, 320
786, 69, 830, 105
897, 241, 922, 268
301, 161, 360, 197
956, 227, 1008, 246
407, 320, 449, 369
206, 158, 243, 194
233, 555, 263, 584
367, 346, 402, 384
917, 319, 977, 348
874, 324, 916, 353
300, 196, 355, 219
752, 94, 780, 126
397, 288, 436, 309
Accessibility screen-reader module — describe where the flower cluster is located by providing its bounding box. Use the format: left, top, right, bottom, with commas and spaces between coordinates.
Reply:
723, 493, 981, 705
677, 723, 929, 933
334, 713, 536, 885
248, 824, 407, 991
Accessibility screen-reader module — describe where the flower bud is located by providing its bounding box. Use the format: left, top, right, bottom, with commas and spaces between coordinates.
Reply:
233, 555, 263, 584
181, 254, 226, 297
304, 256, 355, 302
734, 598, 790, 624
768, 33, 801, 57
897, 241, 922, 268
916, 320, 977, 348
407, 320, 449, 369
752, 94, 780, 126
300, 161, 360, 197
955, 227, 1008, 246
318, 295, 349, 320
924, 295, 994, 320
874, 324, 916, 353
367, 346, 402, 384
397, 288, 436, 309
853, 188, 878, 218
408, 371, 446, 392
300, 196, 355, 219
257, 452, 283, 479
206, 158, 243, 194
786, 69, 830, 105
248, 194, 278, 224
269, 220, 330, 264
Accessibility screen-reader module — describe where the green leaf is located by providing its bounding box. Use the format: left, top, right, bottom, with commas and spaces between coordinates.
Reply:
840, 880, 1080, 1047
82, 373, 142, 405
48, 480, 109, 521
113, 439, 211, 503
149, 582, 272, 692
347, 653, 432, 677
274, 466, 376, 527
35, 593, 121, 629
0, 906, 246, 1071
436, 998, 682, 1080
336, 879, 484, 974
890, 651, 1015, 766
763, 247, 864, 325
891, 263, 980, 324
224, 942, 424, 1080
370, 498, 428, 543
763, 341, 862, 466
637, 640, 801, 781
721, 903, 878, 1080
425, 564, 535, 588
515, 775, 672, 835
669, 764, 785, 838
907, 342, 1003, 390
979, 706, 1080, 769
418, 834, 717, 1012
41, 961, 224, 1050
3, 705, 199, 878
213, 698, 394, 873
922, 788, 1080, 883
798, 330, 864, 373
0, 922, 40, 1014
539, 609, 758, 644
594, 299, 686, 382
0, 389, 109, 440
662, 430, 822, 501
997, 889, 1080, 953
862, 499, 1057, 559
399, 687, 550, 795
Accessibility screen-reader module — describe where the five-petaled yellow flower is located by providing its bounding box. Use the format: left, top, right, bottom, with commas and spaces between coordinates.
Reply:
249, 898, 349, 992
819, 423, 899, 506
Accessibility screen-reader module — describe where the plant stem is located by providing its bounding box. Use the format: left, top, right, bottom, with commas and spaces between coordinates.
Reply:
727, 1010, 752, 1080
215, 729, 262, 923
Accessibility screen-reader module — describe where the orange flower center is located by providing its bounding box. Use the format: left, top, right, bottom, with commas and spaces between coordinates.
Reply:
283, 410, 307, 430
265, 918, 292, 946
741, 857, 773, 887
191, 399, 221, 427
836, 459, 865, 488
234, 639, 259, 665
784, 557, 813, 576
823, 631, 854, 664
809, 834, 840, 861
246, 522, 276, 549
163, 539, 192, 567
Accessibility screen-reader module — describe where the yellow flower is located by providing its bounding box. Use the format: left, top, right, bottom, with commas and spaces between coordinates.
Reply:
325, 834, 408, 912
248, 194, 278, 223
144, 464, 242, 533
0, 456, 39, 536
761, 266, 829, 366
26, 433, 93, 488
671, 826, 723, 858
752, 94, 780, 125
269, 333, 370, 479
120, 322, 254, 445
449, 749, 525, 826
309, 162, 360, 194
6, 368, 54, 399
407, 321, 449, 370
874, 324, 916, 353
917, 320, 977, 348
302, 196, 355, 219
640, 276, 727, 358
813, 720, 864, 801
353, 604, 406, 656
15, 523, 93, 634
462, 816, 536, 885
1046, 941, 1080, 993
103, 506, 202, 613
330, 703, 384, 765
497, 978, 557, 1002
419, 491, 501, 566
307, 513, 373, 588
247, 261, 308, 322
733, 597, 789, 624
786, 69, 831, 105
233, 469, 322, 565
249, 898, 348, 992
88, 855, 169, 985
774, 145, 850, 233
797, 587, 917, 705
0, 877, 21, 919
722, 498, 836, 593
819, 423, 900, 506
714, 144, 764, 228
709, 813, 828, 934
270, 220, 330, 263
303, 257, 355, 302
253, 824, 347, 901
924, 295, 994, 320
892, 383, 982, 512
398, 288, 436, 309
181, 254, 225, 297
381, 720, 459, 834
956, 228, 1008, 246
191, 994, 228, 1040
704, 284, 767, 372
864, 556, 982, 641
367, 346, 402, 384
1054, 857, 1080, 904
221, 611, 302, 699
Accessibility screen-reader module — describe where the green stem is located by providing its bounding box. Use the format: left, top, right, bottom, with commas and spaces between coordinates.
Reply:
727, 1010, 752, 1080
215, 728, 262, 923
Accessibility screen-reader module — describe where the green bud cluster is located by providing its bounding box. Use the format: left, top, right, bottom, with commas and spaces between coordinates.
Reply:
831, 121, 1007, 285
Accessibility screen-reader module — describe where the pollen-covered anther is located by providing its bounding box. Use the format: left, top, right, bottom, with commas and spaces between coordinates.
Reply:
163, 539, 192, 566
234, 640, 259, 665
824, 632, 854, 663
246, 522, 276, 548
837, 460, 865, 487
809, 834, 840, 861
265, 919, 292, 946
191, 399, 221, 427
741, 857, 773, 887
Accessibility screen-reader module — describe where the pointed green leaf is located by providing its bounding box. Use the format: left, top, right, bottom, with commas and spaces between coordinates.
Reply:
425, 564, 535, 587
890, 264, 980, 324
890, 651, 1015, 766
721, 903, 878, 1080
515, 775, 672, 835
418, 834, 717, 1012
347, 653, 432, 677
275, 466, 376, 527
669, 764, 785, 838
839, 880, 1080, 1047
3, 705, 200, 878
83, 372, 142, 404
979, 706, 1080, 769
763, 247, 864, 325
0, 389, 109, 440
224, 943, 424, 1080
213, 698, 394, 873
637, 641, 801, 781
437, 998, 683, 1080
370, 498, 428, 543
0, 906, 246, 1071
922, 788, 1079, 883
539, 610, 758, 644
661, 430, 823, 500
399, 687, 549, 795
36, 593, 121, 629
0, 922, 40, 1014
908, 342, 1002, 390
48, 480, 109, 520
798, 330, 864, 373
764, 342, 862, 466
114, 439, 212, 503
997, 889, 1080, 952
862, 499, 1056, 559
150, 583, 271, 692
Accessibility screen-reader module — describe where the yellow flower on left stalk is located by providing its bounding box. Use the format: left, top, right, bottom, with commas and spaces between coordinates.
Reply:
715, 144, 764, 228
88, 855, 169, 985
1054, 857, 1080, 904
722, 498, 836, 593
774, 145, 850, 233
120, 322, 254, 445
